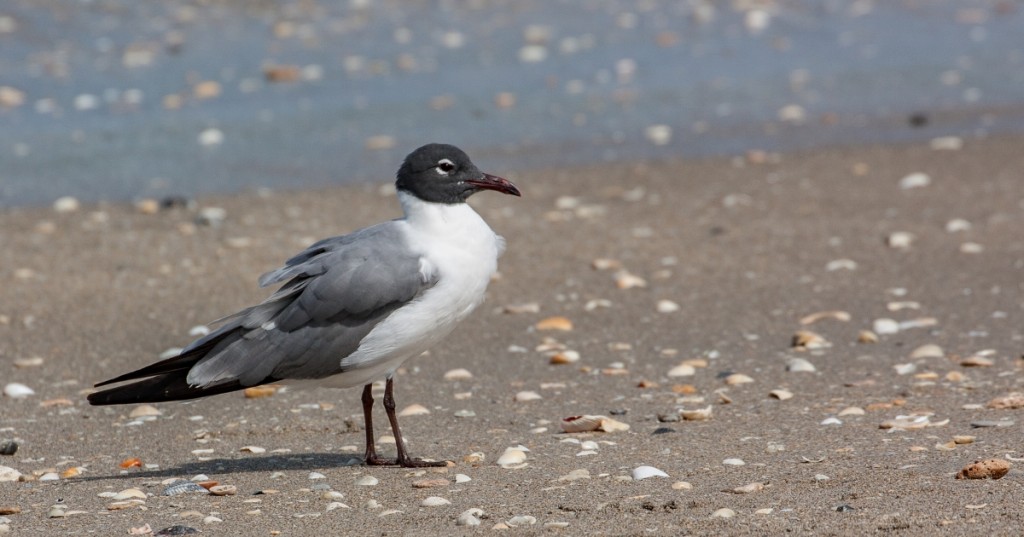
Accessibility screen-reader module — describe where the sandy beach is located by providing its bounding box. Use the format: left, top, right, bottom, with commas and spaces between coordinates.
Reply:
1, 134, 1023, 535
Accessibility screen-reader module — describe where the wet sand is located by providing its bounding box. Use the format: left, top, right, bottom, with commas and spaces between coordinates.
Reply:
2, 135, 1024, 535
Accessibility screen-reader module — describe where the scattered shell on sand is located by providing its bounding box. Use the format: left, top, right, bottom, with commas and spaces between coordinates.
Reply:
909, 344, 944, 359
656, 300, 680, 313
986, 393, 1024, 410
444, 368, 473, 381
880, 414, 948, 430
420, 496, 450, 507
164, 480, 209, 496
792, 330, 830, 350
960, 354, 994, 367
946, 218, 972, 232
858, 330, 879, 343
591, 258, 622, 271
826, 258, 858, 271
536, 316, 573, 331
240, 446, 266, 454
680, 406, 713, 421
632, 465, 668, 480
613, 270, 647, 289
769, 389, 793, 401
711, 508, 736, 518
412, 478, 449, 488
514, 391, 542, 402
398, 404, 430, 417
872, 318, 900, 335
0, 466, 21, 482
355, 475, 379, 486
724, 373, 754, 385
13, 357, 44, 368
3, 383, 34, 398
722, 458, 745, 466
886, 232, 915, 248
799, 310, 851, 325
496, 448, 528, 468
113, 488, 147, 501
129, 404, 162, 418
956, 459, 1010, 480
549, 351, 580, 365
898, 172, 931, 189
668, 364, 696, 377
730, 482, 764, 494
243, 386, 278, 399
838, 407, 865, 416
53, 196, 80, 213
560, 415, 630, 433
457, 508, 485, 526
821, 417, 842, 426
787, 358, 816, 373
209, 485, 236, 496
502, 302, 540, 314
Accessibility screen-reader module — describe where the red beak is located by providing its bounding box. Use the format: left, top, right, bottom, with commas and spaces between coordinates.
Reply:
465, 173, 521, 197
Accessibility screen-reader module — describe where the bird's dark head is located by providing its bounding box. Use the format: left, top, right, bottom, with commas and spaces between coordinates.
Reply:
395, 143, 521, 204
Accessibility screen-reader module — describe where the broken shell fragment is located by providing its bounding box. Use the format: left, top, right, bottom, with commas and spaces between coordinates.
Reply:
549, 350, 580, 365
792, 330, 831, 350
613, 270, 647, 289
680, 405, 713, 421
986, 393, 1024, 410
769, 389, 793, 401
960, 355, 994, 367
535, 316, 573, 331
956, 459, 1010, 480
560, 415, 630, 433
724, 373, 754, 385
799, 310, 851, 325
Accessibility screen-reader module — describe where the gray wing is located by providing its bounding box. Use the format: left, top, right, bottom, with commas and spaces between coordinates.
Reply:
184, 222, 437, 388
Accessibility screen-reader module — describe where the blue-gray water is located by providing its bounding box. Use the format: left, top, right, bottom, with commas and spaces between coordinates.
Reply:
1, 0, 1022, 207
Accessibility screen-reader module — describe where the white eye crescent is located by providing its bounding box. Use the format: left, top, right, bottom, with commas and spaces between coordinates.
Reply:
435, 158, 455, 175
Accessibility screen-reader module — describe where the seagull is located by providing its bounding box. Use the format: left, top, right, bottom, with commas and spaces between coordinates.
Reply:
88, 143, 521, 468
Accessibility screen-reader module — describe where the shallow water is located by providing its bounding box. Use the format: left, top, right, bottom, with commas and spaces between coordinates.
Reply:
1, 0, 1022, 206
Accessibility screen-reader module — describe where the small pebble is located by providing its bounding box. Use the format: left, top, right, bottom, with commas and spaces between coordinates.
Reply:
956, 459, 1010, 480
0, 442, 16, 456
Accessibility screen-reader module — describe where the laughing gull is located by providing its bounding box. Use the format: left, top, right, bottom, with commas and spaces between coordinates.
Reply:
88, 143, 521, 467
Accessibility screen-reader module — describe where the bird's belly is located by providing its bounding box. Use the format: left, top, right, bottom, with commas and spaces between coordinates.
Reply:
332, 243, 498, 383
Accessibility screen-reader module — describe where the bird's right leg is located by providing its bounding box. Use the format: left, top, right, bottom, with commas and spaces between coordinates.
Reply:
362, 383, 396, 465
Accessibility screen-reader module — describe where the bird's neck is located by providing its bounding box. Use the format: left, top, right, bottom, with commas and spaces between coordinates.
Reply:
398, 190, 485, 234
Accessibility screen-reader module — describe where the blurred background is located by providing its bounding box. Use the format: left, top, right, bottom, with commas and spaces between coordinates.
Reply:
1, 0, 1022, 207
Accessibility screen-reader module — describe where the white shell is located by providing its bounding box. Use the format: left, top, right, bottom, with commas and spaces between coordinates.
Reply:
457, 508, 484, 526
873, 318, 901, 335
355, 475, 379, 486
786, 358, 816, 373
667, 364, 696, 377
0, 466, 23, 482
496, 448, 528, 468
514, 391, 542, 402
3, 383, 34, 398
421, 496, 451, 507
632, 465, 669, 480
680, 406, 713, 421
398, 404, 430, 417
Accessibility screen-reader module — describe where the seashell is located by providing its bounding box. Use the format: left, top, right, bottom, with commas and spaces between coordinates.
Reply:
872, 318, 900, 335
355, 475, 378, 486
724, 373, 754, 385
987, 393, 1024, 410
506, 515, 537, 527
667, 364, 696, 377
769, 389, 793, 401
953, 435, 976, 445
502, 302, 540, 314
119, 457, 143, 469
243, 386, 278, 399
462, 452, 485, 464
956, 459, 1010, 480
909, 344, 944, 359
496, 448, 528, 468
614, 270, 647, 289
821, 417, 842, 426
792, 330, 830, 350
591, 258, 621, 271
457, 508, 484, 526
857, 330, 879, 343
886, 231, 914, 248
631, 465, 668, 480
514, 391, 542, 402
549, 351, 579, 365
412, 478, 449, 488
0, 466, 22, 482
799, 310, 851, 325
444, 368, 473, 380
398, 404, 430, 417
722, 458, 745, 466
163, 480, 210, 496
61, 466, 83, 478
421, 496, 451, 507
209, 485, 236, 496
13, 357, 44, 368
535, 316, 573, 331
893, 363, 916, 375
899, 317, 937, 330
113, 488, 147, 501
946, 218, 971, 232
838, 406, 865, 416
129, 404, 162, 418
711, 508, 736, 518
656, 300, 680, 313
239, 446, 266, 454
825, 258, 858, 271
786, 358, 816, 373
898, 172, 931, 189
730, 482, 764, 494
960, 355, 994, 367
3, 383, 34, 398
680, 405, 713, 421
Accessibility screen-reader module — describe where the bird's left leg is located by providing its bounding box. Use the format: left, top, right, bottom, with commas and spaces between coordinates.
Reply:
382, 377, 447, 468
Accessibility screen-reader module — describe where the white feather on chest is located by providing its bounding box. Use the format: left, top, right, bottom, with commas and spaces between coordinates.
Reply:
322, 193, 503, 387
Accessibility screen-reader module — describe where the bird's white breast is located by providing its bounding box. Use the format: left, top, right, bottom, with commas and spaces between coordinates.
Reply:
322, 193, 503, 387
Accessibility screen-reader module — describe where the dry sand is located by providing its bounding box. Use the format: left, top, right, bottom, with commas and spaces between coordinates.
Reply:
2, 136, 1024, 535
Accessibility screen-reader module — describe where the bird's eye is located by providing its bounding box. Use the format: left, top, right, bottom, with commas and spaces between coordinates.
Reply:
436, 159, 455, 174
